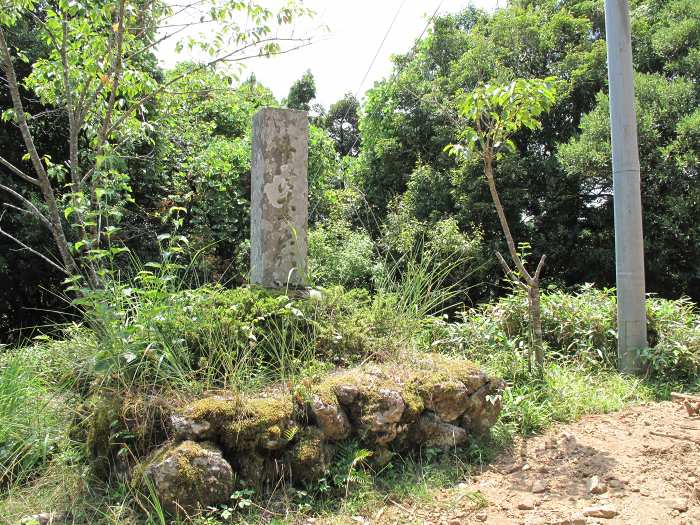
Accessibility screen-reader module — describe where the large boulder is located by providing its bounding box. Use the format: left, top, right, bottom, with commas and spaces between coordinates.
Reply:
142, 441, 234, 516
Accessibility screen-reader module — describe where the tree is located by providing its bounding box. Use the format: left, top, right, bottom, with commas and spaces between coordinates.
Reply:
559, 73, 700, 300
324, 93, 361, 156
0, 0, 310, 291
0, 13, 68, 342
448, 78, 557, 370
286, 69, 316, 111
355, 0, 699, 302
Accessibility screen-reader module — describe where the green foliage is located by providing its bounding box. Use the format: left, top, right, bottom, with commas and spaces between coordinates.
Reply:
308, 221, 378, 289
643, 297, 700, 385
380, 204, 491, 305
72, 263, 454, 392
441, 286, 700, 387
0, 0, 312, 338
355, 0, 700, 301
448, 77, 558, 161
558, 73, 700, 299
149, 68, 276, 279
285, 69, 316, 111
328, 441, 374, 498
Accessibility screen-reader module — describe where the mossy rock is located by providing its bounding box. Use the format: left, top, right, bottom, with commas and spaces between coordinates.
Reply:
85, 392, 124, 479
164, 352, 504, 495
287, 427, 334, 484
305, 354, 488, 447
84, 391, 174, 480
140, 440, 234, 516
177, 394, 298, 453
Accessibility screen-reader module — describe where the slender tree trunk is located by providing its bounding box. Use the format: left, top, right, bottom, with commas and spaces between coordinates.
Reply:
529, 279, 544, 368
483, 149, 545, 369
0, 29, 78, 275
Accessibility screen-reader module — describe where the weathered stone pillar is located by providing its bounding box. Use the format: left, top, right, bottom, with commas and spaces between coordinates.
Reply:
250, 108, 309, 288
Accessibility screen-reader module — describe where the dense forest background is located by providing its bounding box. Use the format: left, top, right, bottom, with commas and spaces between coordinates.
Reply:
1, 0, 698, 344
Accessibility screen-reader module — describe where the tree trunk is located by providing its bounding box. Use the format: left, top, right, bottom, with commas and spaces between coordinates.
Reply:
0, 27, 99, 289
483, 148, 545, 370
529, 278, 544, 369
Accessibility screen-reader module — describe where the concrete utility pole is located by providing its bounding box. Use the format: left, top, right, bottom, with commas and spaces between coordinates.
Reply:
250, 108, 309, 288
604, 0, 648, 373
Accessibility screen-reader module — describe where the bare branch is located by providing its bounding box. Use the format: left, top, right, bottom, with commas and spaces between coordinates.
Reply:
97, 0, 127, 148
534, 254, 546, 280
0, 214, 69, 275
0, 155, 39, 186
496, 251, 527, 289
0, 183, 51, 228
60, 13, 81, 191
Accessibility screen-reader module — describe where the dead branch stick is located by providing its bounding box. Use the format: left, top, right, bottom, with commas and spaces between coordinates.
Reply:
671, 393, 700, 402
650, 430, 700, 445
0, 224, 69, 275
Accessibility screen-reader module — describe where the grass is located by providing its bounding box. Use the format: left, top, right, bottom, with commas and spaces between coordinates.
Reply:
0, 274, 697, 524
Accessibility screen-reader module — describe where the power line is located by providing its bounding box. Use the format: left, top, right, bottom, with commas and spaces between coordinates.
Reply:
341, 0, 446, 158
352, 0, 410, 101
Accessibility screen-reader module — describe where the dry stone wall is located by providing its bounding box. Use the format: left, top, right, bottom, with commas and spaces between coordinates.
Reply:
139, 353, 505, 515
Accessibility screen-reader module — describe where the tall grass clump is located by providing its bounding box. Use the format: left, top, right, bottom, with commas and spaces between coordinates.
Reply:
0, 355, 67, 485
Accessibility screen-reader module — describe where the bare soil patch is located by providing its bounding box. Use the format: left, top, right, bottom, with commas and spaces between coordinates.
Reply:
358, 401, 700, 524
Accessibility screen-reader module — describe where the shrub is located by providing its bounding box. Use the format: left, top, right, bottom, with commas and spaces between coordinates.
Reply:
380, 206, 491, 305
441, 285, 700, 386
308, 221, 378, 289
644, 296, 700, 385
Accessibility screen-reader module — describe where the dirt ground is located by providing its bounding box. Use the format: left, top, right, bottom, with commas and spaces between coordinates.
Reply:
369, 401, 700, 525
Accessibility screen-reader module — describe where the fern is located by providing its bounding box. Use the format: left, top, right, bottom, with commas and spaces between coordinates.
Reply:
330, 441, 374, 498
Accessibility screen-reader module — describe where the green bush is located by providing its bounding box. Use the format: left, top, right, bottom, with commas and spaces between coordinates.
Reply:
441, 285, 700, 386
308, 221, 379, 289
380, 207, 491, 304
644, 296, 700, 384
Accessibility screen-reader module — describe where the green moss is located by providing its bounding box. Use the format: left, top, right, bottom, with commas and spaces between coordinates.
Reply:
222, 396, 296, 451
312, 369, 366, 405
187, 395, 240, 423
85, 393, 123, 479
287, 428, 329, 483
174, 441, 208, 489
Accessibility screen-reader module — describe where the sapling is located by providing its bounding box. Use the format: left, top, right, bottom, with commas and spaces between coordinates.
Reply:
447, 77, 557, 370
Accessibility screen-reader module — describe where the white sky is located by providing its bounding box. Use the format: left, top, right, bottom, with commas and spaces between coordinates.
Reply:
157, 0, 498, 107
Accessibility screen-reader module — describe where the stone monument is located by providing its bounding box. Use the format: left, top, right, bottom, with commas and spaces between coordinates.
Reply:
250, 108, 308, 288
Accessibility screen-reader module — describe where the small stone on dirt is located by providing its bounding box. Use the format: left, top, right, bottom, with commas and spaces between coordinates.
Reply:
531, 479, 547, 493
551, 517, 586, 525
583, 504, 618, 519
475, 512, 488, 521
517, 498, 536, 510
667, 497, 688, 512
588, 475, 607, 494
